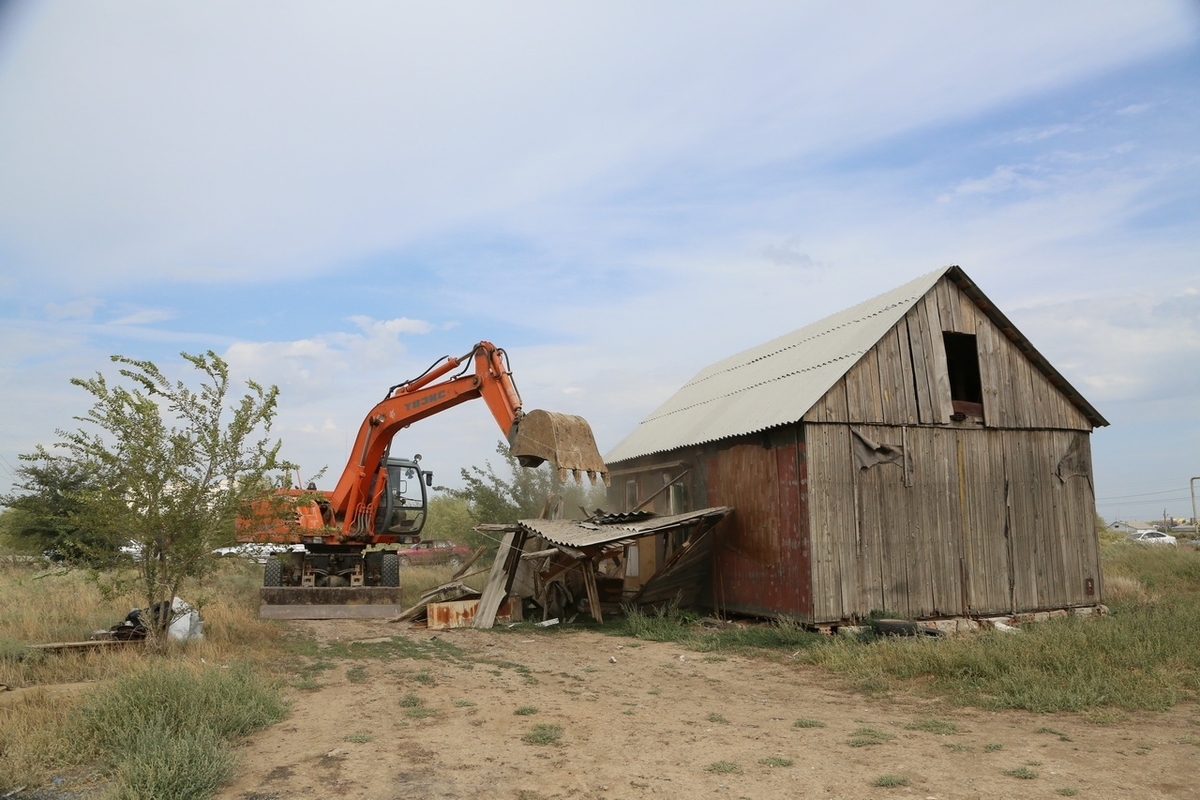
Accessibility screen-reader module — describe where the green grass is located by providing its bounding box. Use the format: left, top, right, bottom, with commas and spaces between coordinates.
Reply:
905, 719, 958, 735
514, 705, 539, 716
705, 760, 741, 774
847, 727, 895, 747
797, 544, 1200, 713
793, 717, 826, 728
707, 713, 728, 724
75, 662, 287, 800
983, 743, 1003, 752
453, 699, 477, 707
759, 756, 793, 767
616, 603, 824, 655
871, 774, 909, 787
1036, 725, 1073, 741
522, 723, 563, 745
611, 545, 1200, 715
345, 664, 368, 683
1004, 766, 1039, 779
344, 732, 374, 743
1057, 788, 1079, 797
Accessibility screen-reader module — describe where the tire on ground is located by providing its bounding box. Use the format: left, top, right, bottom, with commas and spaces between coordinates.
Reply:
448, 555, 462, 569
381, 553, 400, 587
263, 557, 282, 587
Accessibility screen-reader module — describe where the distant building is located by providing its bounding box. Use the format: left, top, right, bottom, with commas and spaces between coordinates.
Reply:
606, 266, 1108, 623
1110, 521, 1156, 535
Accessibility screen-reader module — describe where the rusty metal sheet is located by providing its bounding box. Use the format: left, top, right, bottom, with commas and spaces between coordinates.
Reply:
427, 598, 515, 630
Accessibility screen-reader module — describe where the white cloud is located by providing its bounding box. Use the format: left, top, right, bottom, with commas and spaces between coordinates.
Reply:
108, 308, 176, 326
0, 3, 1191, 291
45, 298, 102, 322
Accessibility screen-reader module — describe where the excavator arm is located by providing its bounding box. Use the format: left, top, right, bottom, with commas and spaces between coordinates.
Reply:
328, 342, 607, 537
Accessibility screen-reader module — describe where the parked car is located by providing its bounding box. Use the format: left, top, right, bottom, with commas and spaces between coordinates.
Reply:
394, 539, 472, 568
1125, 530, 1177, 546
212, 542, 304, 563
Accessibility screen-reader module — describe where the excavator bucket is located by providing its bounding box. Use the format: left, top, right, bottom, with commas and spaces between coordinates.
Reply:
509, 409, 609, 485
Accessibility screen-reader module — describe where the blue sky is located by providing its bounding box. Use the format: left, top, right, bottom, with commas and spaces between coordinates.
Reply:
1, 2, 1198, 523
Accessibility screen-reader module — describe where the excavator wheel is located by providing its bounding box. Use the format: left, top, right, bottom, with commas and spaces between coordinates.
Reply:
263, 558, 282, 587
381, 553, 400, 587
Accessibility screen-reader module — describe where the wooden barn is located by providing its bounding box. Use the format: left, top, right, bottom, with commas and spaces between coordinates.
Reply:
605, 266, 1108, 624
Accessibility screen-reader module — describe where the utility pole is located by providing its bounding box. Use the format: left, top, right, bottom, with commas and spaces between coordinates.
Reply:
1191, 477, 1199, 536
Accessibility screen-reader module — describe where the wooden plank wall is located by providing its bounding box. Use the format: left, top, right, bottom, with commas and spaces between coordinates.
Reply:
804, 277, 1092, 431
804, 423, 1101, 623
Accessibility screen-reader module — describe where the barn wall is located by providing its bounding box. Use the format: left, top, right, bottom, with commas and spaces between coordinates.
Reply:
804, 277, 1093, 431
805, 422, 1101, 623
606, 429, 811, 619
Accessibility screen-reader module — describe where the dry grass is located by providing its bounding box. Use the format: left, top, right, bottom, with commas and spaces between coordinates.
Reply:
0, 557, 286, 795
1103, 574, 1153, 606
401, 563, 488, 598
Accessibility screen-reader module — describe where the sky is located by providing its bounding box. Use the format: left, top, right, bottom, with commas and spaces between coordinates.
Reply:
1, 1, 1198, 524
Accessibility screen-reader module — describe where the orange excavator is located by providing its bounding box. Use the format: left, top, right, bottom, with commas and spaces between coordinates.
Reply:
238, 341, 608, 596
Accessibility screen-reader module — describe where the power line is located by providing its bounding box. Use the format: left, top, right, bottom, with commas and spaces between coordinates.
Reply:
1096, 487, 1192, 501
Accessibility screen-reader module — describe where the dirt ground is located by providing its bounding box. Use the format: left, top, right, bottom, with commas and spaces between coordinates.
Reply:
217, 620, 1198, 800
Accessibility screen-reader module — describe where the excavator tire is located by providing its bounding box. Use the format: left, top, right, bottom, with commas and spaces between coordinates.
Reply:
509, 409, 609, 485
263, 558, 282, 587
381, 553, 400, 587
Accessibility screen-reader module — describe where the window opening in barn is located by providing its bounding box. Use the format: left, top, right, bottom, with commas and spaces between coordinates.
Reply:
624, 479, 639, 512
943, 332, 984, 418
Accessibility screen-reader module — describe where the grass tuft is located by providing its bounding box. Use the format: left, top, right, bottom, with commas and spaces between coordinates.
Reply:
847, 727, 895, 747
871, 773, 909, 787
793, 717, 826, 728
905, 719, 958, 735
514, 705, 538, 716
707, 713, 728, 724
522, 723, 563, 745
705, 760, 741, 774
1003, 766, 1039, 779
759, 756, 793, 767
76, 662, 286, 799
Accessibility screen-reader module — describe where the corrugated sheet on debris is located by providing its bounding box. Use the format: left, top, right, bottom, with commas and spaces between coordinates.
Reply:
516, 507, 733, 549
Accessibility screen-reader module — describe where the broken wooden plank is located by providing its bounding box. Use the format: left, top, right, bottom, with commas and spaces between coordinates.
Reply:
450, 545, 488, 581
472, 529, 528, 629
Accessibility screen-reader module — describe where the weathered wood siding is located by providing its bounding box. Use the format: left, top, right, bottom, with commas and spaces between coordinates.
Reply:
804, 276, 1092, 431
805, 423, 1101, 623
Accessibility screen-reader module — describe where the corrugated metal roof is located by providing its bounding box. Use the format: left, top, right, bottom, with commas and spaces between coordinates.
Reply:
517, 507, 733, 549
605, 268, 949, 464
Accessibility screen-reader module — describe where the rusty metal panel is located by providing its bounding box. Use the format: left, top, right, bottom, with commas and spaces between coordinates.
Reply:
708, 438, 807, 619
427, 598, 514, 630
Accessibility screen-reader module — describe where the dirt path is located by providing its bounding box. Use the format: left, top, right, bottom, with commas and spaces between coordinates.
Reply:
218, 620, 1197, 800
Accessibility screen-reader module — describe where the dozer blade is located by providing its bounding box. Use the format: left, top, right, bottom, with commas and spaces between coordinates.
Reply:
509, 409, 609, 485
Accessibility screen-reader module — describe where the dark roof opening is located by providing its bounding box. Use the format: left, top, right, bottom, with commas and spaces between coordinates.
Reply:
943, 331, 983, 417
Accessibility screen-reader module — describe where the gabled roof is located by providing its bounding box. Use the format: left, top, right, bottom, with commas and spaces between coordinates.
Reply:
605, 266, 1106, 465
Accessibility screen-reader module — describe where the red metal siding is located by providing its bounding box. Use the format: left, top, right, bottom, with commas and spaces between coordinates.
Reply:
708, 440, 806, 618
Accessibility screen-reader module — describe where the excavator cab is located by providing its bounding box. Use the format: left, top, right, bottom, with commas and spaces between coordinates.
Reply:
373, 455, 430, 541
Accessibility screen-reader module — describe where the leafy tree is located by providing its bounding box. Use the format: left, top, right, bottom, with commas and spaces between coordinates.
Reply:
0, 447, 114, 562
55, 351, 289, 644
421, 495, 485, 550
